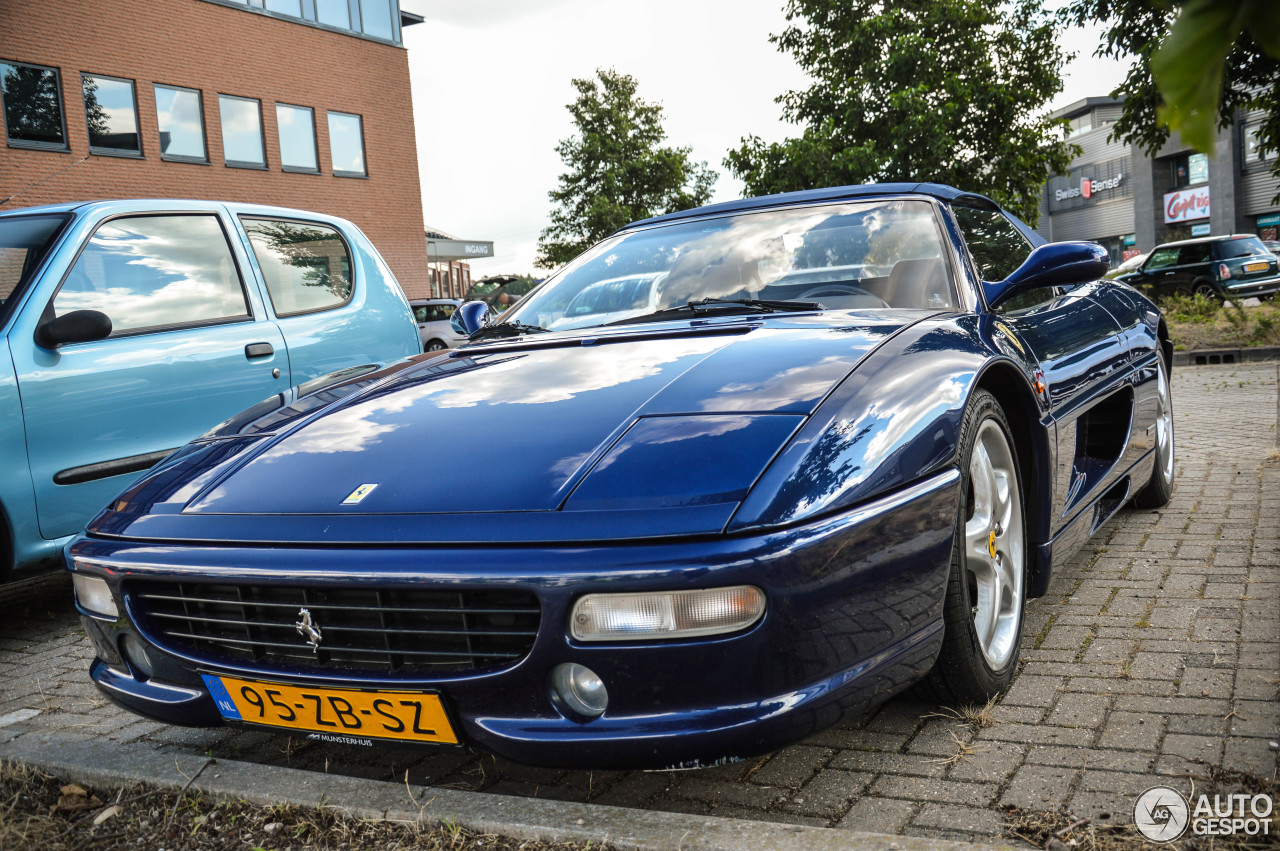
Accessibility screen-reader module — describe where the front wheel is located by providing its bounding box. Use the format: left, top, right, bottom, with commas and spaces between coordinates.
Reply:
424, 339, 448, 353
922, 390, 1027, 704
1133, 357, 1175, 508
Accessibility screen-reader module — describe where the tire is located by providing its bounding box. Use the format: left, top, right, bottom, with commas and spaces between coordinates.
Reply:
1193, 280, 1220, 300
1132, 357, 1175, 508
920, 390, 1027, 704
424, 339, 448, 353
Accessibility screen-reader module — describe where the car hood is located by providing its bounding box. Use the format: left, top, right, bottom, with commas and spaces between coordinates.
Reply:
96, 314, 925, 541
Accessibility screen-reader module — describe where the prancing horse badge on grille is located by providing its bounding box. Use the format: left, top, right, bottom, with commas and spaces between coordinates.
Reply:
295, 608, 323, 652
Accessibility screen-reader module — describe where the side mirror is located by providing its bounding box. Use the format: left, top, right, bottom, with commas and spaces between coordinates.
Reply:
35, 309, 112, 348
983, 242, 1110, 310
450, 300, 494, 336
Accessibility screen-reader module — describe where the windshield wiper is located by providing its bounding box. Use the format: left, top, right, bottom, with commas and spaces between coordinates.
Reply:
605, 297, 822, 327
468, 321, 548, 342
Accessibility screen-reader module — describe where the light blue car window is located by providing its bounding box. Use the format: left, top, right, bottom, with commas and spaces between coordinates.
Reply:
242, 218, 353, 317
53, 214, 250, 335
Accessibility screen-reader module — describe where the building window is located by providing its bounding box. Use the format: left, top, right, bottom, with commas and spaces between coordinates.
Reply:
276, 103, 318, 173
0, 60, 68, 150
154, 84, 207, 162
208, 0, 402, 44
359, 0, 396, 40
1170, 151, 1209, 189
327, 110, 366, 176
82, 74, 142, 156
315, 0, 350, 27
218, 94, 266, 168
242, 217, 354, 316
1243, 122, 1276, 165
1065, 113, 1092, 139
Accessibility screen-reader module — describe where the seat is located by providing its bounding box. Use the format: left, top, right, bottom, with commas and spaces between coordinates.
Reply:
883, 258, 952, 309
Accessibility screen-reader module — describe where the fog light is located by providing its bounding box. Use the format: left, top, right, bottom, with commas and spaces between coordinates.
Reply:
119, 634, 154, 680
571, 586, 765, 641
551, 663, 608, 718
72, 573, 118, 618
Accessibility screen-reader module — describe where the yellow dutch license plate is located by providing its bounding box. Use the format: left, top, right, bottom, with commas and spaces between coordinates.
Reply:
201, 674, 458, 744
1243, 261, 1269, 273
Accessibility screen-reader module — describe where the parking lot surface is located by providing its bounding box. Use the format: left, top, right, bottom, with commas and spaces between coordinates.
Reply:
1, 362, 1276, 846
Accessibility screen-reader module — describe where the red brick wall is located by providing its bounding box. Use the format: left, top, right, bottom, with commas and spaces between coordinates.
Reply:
0, 0, 429, 297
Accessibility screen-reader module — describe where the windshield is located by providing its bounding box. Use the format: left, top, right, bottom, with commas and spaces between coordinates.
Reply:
505, 200, 955, 332
0, 213, 70, 326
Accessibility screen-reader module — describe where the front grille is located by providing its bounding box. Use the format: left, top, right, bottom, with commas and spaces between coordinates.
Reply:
127, 580, 540, 675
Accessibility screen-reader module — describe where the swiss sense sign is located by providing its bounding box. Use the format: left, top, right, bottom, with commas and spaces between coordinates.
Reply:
1164, 186, 1211, 223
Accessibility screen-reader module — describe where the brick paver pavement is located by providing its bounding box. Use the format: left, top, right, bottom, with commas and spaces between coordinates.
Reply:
2, 362, 1277, 846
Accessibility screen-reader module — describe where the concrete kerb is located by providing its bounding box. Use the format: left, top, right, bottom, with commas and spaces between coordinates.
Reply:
0, 732, 1016, 851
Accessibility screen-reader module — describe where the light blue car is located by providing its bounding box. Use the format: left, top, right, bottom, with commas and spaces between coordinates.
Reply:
0, 200, 420, 578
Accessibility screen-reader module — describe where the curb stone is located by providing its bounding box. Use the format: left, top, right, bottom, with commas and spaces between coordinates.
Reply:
1172, 345, 1280, 366
0, 732, 1017, 851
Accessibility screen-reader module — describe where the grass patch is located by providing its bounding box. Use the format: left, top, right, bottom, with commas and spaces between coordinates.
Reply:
0, 758, 609, 851
1155, 295, 1280, 349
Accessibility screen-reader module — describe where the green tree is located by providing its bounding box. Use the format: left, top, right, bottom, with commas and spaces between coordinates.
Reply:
536, 69, 717, 269
724, 0, 1077, 224
1064, 0, 1279, 191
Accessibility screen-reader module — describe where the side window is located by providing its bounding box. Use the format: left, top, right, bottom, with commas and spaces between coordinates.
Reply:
1144, 247, 1179, 270
1177, 244, 1211, 265
951, 207, 1032, 282
412, 306, 428, 322
242, 218, 354, 317
428, 304, 452, 322
53, 215, 250, 335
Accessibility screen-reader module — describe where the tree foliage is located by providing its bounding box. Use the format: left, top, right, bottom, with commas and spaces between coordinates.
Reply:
536, 69, 716, 269
1064, 0, 1279, 191
724, 0, 1078, 224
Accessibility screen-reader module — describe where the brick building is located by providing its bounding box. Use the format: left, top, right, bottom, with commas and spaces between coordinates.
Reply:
0, 0, 430, 297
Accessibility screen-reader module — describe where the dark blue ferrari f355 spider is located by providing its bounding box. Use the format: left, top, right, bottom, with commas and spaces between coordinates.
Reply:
68, 183, 1173, 768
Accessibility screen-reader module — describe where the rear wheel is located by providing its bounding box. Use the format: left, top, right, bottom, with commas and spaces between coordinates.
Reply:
424, 339, 448, 352
1133, 358, 1175, 508
1193, 280, 1219, 300
921, 390, 1026, 704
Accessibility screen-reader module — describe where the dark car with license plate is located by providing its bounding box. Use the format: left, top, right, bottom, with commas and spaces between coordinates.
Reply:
1117, 234, 1280, 301
67, 183, 1175, 768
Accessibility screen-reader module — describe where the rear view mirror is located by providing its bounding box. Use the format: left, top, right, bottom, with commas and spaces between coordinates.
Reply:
983, 242, 1110, 310
35, 309, 112, 348
450, 301, 494, 336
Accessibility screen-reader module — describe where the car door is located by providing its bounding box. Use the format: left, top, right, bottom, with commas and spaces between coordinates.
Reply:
950, 206, 1129, 534
235, 213, 402, 385
10, 208, 288, 540
1136, 245, 1182, 298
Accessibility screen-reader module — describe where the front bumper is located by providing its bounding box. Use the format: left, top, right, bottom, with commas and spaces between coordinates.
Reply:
70, 470, 959, 769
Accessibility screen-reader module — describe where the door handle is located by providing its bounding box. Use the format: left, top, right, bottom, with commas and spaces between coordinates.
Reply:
245, 342, 274, 359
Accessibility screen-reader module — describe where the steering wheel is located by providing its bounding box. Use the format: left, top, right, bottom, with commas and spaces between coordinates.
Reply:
797, 283, 890, 308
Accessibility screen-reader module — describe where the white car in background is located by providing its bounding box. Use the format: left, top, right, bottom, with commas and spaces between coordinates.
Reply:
1105, 252, 1148, 279
409, 298, 467, 351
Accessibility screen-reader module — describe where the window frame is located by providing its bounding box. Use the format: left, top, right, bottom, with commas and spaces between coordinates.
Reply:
0, 59, 70, 152
195, 0, 403, 45
275, 102, 320, 174
81, 72, 144, 158
45, 211, 257, 341
326, 110, 368, 178
153, 82, 209, 164
239, 214, 358, 318
217, 93, 268, 170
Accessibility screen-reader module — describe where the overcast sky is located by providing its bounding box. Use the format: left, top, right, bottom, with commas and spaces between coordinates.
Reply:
401, 1, 1130, 276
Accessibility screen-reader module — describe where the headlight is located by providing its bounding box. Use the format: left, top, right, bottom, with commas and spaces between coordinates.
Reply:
72, 572, 118, 618
571, 586, 765, 641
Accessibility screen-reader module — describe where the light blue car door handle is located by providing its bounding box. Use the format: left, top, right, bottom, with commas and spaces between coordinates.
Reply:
244, 342, 274, 359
